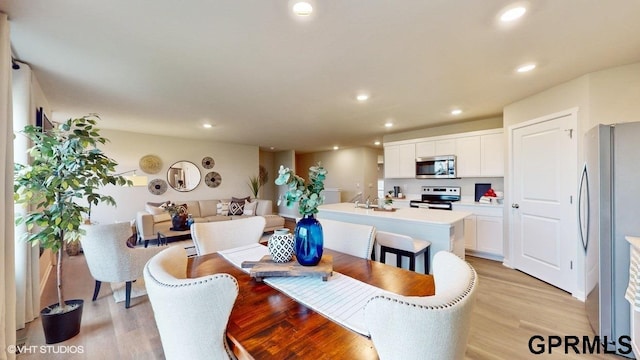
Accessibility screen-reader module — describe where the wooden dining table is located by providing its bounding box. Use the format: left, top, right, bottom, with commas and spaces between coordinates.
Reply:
188, 248, 435, 360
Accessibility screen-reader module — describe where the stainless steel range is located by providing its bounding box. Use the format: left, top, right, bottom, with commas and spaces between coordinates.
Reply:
409, 186, 461, 210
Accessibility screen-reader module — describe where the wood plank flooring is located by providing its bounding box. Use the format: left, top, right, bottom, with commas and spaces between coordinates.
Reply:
20, 244, 621, 359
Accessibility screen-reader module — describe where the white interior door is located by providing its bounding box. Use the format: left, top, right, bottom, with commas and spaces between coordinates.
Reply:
510, 110, 577, 293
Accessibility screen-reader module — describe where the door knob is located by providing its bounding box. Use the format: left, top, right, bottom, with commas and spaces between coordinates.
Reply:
512, 203, 520, 209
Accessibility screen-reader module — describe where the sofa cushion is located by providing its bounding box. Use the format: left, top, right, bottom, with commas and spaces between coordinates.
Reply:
199, 200, 219, 217
243, 200, 258, 216
229, 196, 250, 215
182, 201, 200, 217
153, 213, 171, 223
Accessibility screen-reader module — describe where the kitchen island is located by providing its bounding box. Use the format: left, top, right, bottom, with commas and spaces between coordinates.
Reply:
317, 203, 471, 273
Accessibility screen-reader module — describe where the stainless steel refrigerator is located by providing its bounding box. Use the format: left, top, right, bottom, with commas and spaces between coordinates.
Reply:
582, 122, 640, 357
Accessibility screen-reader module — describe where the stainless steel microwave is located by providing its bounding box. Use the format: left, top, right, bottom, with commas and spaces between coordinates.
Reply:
415, 155, 457, 179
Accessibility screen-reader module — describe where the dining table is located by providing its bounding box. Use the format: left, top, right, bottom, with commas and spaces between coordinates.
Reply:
188, 246, 435, 360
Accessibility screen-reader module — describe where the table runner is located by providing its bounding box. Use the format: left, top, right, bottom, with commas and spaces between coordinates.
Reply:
218, 244, 390, 336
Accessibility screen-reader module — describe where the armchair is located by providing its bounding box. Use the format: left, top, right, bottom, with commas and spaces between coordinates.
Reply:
364, 251, 478, 360
144, 246, 239, 360
80, 222, 163, 308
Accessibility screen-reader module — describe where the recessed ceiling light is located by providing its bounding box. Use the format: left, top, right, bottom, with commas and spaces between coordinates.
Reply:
293, 2, 313, 16
356, 94, 369, 102
384, 122, 393, 128
203, 124, 213, 129
516, 63, 536, 73
333, 146, 339, 150
500, 6, 526, 22
374, 140, 381, 146
451, 109, 463, 115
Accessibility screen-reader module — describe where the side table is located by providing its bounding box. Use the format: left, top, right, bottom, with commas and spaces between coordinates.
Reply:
145, 232, 168, 248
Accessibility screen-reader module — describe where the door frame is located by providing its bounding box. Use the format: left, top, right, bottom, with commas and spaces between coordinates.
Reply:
506, 107, 581, 298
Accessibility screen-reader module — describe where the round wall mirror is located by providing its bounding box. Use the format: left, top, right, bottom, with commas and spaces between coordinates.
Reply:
167, 161, 201, 192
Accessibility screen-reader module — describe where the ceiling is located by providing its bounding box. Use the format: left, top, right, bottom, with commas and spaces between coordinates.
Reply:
2, 1, 640, 153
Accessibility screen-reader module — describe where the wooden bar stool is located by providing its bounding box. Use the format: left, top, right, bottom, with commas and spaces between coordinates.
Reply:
376, 231, 431, 274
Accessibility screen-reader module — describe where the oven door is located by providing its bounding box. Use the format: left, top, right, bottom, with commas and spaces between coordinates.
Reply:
409, 200, 452, 210
415, 156, 456, 179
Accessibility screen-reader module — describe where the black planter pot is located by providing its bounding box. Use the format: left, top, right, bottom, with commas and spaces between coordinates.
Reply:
40, 299, 84, 344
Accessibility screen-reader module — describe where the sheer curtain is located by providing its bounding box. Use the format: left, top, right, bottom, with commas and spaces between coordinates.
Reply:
1, 12, 17, 360
13, 63, 39, 330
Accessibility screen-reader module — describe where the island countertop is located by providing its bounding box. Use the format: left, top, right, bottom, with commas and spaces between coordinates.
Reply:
317, 202, 472, 225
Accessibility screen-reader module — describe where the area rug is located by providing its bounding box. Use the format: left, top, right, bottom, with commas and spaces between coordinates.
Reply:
111, 279, 148, 303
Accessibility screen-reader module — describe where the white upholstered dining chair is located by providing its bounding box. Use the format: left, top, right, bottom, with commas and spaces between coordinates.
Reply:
144, 246, 239, 360
79, 222, 163, 308
191, 216, 266, 255
364, 251, 478, 360
318, 218, 376, 259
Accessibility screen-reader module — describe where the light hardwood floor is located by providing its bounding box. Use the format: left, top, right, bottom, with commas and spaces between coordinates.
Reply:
19, 246, 621, 360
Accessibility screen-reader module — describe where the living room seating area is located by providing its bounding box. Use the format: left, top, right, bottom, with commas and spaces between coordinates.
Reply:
136, 198, 285, 244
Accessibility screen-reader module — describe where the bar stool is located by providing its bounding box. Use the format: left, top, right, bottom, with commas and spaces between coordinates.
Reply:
376, 231, 431, 274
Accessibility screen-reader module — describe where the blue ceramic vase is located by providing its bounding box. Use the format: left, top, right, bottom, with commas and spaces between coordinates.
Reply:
294, 214, 324, 266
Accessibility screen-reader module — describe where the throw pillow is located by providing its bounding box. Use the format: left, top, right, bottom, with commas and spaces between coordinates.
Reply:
145, 201, 168, 215
229, 196, 250, 215
175, 203, 188, 216
217, 202, 230, 216
243, 200, 258, 216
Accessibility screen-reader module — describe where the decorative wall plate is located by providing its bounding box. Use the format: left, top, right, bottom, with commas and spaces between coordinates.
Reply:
139, 154, 162, 174
148, 178, 168, 195
204, 171, 222, 188
202, 156, 215, 169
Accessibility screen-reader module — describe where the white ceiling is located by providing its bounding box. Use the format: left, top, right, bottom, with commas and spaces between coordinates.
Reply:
2, 1, 640, 153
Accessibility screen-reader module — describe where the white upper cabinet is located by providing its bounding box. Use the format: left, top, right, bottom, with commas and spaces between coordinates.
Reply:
384, 128, 504, 179
480, 132, 504, 177
384, 143, 415, 178
415, 141, 435, 158
435, 139, 456, 156
455, 136, 481, 177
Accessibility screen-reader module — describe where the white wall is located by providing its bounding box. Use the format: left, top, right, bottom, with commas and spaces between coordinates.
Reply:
296, 147, 381, 203
502, 60, 640, 299
90, 129, 259, 224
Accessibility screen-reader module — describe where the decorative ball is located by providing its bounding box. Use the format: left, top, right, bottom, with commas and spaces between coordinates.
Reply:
268, 229, 294, 263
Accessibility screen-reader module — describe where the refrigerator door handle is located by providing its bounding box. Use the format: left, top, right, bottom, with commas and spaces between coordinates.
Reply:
578, 163, 590, 252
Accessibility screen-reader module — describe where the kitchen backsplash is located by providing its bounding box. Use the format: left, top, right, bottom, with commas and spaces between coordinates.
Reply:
383, 177, 504, 201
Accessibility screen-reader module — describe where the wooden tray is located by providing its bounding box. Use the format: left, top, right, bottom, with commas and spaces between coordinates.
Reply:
373, 207, 396, 212
241, 255, 333, 282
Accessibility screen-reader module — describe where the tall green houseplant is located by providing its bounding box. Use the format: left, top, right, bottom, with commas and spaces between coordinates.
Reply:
14, 115, 130, 312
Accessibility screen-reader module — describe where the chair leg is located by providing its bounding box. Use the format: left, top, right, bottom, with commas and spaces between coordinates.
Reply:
92, 280, 102, 301
380, 248, 387, 264
125, 281, 132, 309
424, 247, 431, 274
409, 255, 416, 271
396, 252, 402, 268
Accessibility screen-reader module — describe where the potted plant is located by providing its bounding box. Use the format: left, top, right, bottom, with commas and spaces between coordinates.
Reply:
14, 114, 130, 344
275, 163, 327, 266
248, 166, 269, 198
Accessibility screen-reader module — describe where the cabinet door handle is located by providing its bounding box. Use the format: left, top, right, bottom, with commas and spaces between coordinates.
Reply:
511, 203, 520, 209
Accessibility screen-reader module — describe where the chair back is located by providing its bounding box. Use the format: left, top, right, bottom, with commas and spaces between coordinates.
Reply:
144, 246, 239, 360
318, 218, 376, 259
191, 216, 266, 255
375, 231, 414, 252
364, 251, 478, 360
80, 222, 140, 282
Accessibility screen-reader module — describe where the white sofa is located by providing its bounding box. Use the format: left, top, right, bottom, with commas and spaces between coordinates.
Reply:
136, 199, 284, 243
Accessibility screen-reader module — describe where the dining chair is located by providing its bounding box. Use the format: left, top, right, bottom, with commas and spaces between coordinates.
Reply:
375, 231, 431, 274
79, 222, 164, 308
317, 218, 376, 259
191, 216, 266, 255
144, 246, 239, 360
364, 251, 478, 360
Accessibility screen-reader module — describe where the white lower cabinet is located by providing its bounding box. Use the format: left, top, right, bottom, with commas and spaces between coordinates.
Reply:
456, 204, 504, 260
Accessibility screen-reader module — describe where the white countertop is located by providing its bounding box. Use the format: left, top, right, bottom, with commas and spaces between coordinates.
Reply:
318, 202, 471, 225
